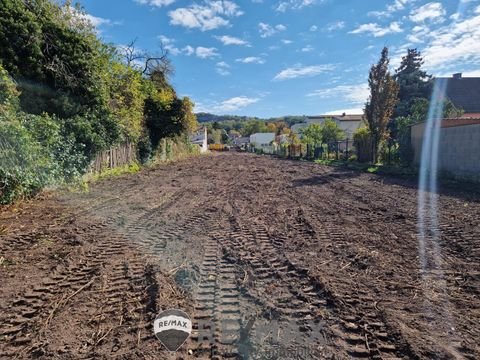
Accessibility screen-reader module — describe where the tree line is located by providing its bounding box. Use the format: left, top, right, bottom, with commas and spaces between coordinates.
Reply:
0, 0, 197, 203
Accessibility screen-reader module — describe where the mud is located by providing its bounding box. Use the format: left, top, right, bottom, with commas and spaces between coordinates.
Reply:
1, 152, 479, 359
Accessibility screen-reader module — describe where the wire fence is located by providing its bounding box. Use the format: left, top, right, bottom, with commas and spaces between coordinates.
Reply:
250, 139, 356, 161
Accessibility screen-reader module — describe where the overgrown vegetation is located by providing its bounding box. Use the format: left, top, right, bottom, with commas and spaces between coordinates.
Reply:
0, 0, 197, 204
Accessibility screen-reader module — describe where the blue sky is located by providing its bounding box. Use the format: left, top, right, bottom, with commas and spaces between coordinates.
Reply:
78, 0, 480, 118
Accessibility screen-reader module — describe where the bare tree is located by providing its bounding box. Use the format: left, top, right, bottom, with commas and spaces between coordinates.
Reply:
122, 38, 146, 68
121, 39, 174, 81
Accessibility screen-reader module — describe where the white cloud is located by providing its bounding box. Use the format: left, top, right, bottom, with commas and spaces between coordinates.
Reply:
326, 21, 345, 32
276, 0, 317, 12
83, 13, 112, 27
418, 12, 480, 71
236, 56, 265, 64
216, 61, 230, 75
301, 45, 314, 52
217, 61, 230, 68
158, 35, 183, 55
409, 2, 446, 23
307, 84, 369, 104
258, 22, 287, 38
135, 0, 176, 7
349, 22, 403, 37
462, 69, 480, 77
214, 35, 250, 46
158, 38, 219, 58
405, 24, 429, 43
183, 45, 195, 56
195, 47, 219, 59
168, 1, 243, 31
67, 7, 117, 31
273, 64, 335, 81
310, 25, 318, 31
213, 96, 260, 112
368, 0, 415, 18
281, 39, 293, 44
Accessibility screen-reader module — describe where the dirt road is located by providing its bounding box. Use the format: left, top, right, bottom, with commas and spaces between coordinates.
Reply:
1, 153, 479, 359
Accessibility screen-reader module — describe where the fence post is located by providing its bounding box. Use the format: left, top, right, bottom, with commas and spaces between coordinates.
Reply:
346, 138, 349, 161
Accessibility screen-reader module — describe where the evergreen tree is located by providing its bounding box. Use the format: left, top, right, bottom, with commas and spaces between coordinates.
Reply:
393, 48, 432, 118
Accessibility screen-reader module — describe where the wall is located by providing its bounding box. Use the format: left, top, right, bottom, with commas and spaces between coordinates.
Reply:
411, 122, 480, 180
250, 133, 275, 146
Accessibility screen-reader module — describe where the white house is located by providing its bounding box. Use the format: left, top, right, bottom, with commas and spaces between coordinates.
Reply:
292, 113, 363, 139
190, 127, 208, 153
249, 133, 275, 147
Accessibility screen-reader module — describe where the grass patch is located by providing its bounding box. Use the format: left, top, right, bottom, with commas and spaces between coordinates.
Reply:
313, 158, 418, 177
86, 162, 141, 182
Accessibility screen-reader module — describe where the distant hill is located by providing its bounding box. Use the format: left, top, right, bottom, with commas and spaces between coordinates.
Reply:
196, 113, 263, 123
196, 112, 307, 126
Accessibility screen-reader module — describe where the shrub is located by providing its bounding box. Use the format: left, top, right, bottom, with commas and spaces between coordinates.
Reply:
0, 111, 88, 203
353, 127, 373, 163
0, 64, 20, 111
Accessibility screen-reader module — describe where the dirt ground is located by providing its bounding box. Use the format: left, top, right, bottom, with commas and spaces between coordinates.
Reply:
1, 152, 479, 359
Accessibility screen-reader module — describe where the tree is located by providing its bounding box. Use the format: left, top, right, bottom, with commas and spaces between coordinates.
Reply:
242, 120, 268, 136
353, 127, 372, 163
266, 122, 277, 133
395, 97, 464, 165
393, 48, 432, 118
300, 123, 323, 146
321, 118, 344, 144
365, 47, 399, 163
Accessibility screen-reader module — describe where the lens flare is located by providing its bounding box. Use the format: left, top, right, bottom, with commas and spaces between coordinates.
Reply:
417, 78, 455, 339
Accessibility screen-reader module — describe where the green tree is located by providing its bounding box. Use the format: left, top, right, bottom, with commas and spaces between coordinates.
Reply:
321, 118, 344, 143
300, 123, 323, 146
365, 47, 399, 163
393, 48, 432, 118
242, 120, 268, 136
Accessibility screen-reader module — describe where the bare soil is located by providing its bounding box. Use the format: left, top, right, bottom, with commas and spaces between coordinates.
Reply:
1, 152, 479, 359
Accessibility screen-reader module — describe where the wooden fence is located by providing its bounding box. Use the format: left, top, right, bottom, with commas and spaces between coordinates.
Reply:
88, 142, 137, 174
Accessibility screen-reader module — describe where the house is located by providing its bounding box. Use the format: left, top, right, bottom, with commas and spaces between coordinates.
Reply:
249, 133, 275, 147
436, 73, 480, 114
190, 127, 208, 153
233, 136, 250, 147
292, 113, 363, 139
411, 116, 480, 180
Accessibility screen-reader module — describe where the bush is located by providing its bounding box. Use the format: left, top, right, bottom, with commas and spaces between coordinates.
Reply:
0, 64, 20, 111
0, 115, 50, 203
0, 111, 88, 203
353, 127, 372, 163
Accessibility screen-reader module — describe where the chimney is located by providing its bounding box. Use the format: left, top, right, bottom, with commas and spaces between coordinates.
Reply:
342, 112, 346, 117
453, 73, 462, 79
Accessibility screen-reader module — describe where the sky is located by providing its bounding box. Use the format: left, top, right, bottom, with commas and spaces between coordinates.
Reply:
78, 0, 480, 118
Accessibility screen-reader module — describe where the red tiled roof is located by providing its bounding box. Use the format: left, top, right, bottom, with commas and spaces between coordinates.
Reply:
440, 118, 480, 128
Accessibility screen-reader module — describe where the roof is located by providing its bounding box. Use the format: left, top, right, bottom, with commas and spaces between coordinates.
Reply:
233, 137, 249, 144
436, 76, 480, 113
307, 114, 363, 122
250, 132, 275, 137
411, 117, 480, 129
441, 118, 480, 128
